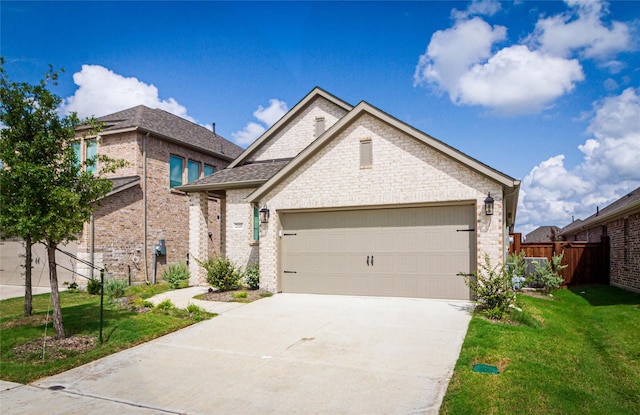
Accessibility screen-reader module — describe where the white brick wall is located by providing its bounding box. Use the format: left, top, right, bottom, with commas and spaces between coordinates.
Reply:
253, 113, 506, 292
224, 189, 259, 269
188, 193, 209, 285
250, 97, 348, 162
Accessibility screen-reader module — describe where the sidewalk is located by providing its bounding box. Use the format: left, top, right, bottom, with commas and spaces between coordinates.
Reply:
0, 285, 67, 301
145, 285, 247, 314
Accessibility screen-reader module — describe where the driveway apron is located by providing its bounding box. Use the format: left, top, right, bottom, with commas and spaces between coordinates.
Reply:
3, 294, 472, 415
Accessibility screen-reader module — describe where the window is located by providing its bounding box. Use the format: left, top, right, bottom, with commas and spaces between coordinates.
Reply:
360, 138, 372, 167
188, 160, 200, 183
72, 141, 81, 169
85, 139, 97, 174
315, 117, 325, 137
204, 164, 215, 177
253, 205, 260, 241
170, 155, 183, 188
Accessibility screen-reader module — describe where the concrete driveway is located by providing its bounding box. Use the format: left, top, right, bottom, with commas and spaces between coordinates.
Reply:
1, 294, 472, 415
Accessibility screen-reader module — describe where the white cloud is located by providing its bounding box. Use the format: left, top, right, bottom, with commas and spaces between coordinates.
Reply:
413, 17, 507, 92
414, 0, 633, 114
456, 45, 584, 113
452, 0, 502, 19
60, 65, 194, 121
529, 0, 633, 60
517, 87, 640, 231
231, 99, 288, 147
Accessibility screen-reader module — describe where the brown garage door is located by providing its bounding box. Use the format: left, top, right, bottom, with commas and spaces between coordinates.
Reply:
280, 205, 475, 299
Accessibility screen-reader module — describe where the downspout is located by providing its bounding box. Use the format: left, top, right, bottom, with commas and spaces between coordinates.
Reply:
143, 132, 150, 284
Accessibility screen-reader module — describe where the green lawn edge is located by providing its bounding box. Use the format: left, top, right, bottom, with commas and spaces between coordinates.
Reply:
0, 285, 215, 384
440, 285, 640, 415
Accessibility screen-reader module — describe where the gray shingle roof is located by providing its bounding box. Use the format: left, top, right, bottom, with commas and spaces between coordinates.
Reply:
177, 160, 290, 191
94, 105, 243, 159
561, 186, 640, 235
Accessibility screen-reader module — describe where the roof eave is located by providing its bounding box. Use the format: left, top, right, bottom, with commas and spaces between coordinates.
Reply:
560, 199, 640, 235
177, 179, 266, 193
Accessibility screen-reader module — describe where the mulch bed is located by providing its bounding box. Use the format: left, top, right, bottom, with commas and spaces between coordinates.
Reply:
13, 336, 96, 362
200, 289, 272, 303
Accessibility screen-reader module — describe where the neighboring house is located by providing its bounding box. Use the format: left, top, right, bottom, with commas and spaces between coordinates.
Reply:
560, 186, 640, 293
525, 226, 561, 242
73, 105, 243, 283
179, 88, 520, 300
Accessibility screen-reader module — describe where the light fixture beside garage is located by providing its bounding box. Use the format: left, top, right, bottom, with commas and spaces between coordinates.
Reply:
259, 204, 270, 223
484, 193, 494, 216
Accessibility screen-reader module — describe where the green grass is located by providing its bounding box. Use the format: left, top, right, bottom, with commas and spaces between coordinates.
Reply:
440, 285, 640, 415
0, 285, 214, 384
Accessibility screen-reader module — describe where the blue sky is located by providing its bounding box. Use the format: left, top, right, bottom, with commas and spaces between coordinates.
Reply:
2, 0, 639, 235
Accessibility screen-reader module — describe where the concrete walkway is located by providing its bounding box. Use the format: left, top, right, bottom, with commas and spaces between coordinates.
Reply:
1, 290, 473, 415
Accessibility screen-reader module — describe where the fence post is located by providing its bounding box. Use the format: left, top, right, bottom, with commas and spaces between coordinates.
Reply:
99, 267, 104, 344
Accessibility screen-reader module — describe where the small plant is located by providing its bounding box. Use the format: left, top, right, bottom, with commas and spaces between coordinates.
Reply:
104, 278, 128, 303
155, 299, 175, 314
459, 254, 516, 320
196, 255, 242, 292
243, 263, 260, 290
232, 291, 248, 299
526, 252, 567, 294
63, 281, 79, 291
161, 262, 190, 289
185, 303, 211, 321
86, 278, 101, 295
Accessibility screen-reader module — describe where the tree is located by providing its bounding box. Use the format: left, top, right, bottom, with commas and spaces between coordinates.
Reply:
0, 59, 123, 338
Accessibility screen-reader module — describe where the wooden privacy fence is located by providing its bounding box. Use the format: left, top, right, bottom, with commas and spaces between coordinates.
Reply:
510, 234, 609, 286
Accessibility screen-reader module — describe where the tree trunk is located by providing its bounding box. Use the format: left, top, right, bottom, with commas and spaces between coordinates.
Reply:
23, 236, 33, 317
46, 241, 65, 339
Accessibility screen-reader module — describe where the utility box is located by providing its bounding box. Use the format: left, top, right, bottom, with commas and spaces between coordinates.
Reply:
155, 239, 166, 256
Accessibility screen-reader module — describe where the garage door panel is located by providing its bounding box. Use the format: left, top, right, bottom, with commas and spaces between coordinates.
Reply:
281, 205, 475, 300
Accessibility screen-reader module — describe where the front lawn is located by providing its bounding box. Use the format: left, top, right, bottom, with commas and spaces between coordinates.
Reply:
0, 285, 214, 384
440, 285, 640, 415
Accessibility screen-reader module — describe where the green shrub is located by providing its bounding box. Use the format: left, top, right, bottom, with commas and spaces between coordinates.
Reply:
244, 263, 260, 290
155, 299, 175, 314
196, 255, 242, 292
161, 262, 190, 289
87, 278, 101, 295
459, 254, 515, 320
526, 253, 567, 293
233, 291, 248, 299
104, 278, 128, 303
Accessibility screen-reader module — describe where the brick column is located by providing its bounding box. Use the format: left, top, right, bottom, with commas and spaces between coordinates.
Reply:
189, 192, 208, 285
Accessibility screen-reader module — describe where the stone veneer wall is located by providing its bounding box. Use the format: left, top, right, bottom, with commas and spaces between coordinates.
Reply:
253, 114, 505, 292
250, 97, 349, 162
77, 131, 225, 284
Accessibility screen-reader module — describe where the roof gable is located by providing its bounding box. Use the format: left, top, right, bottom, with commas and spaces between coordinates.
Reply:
248, 100, 520, 203
228, 87, 353, 168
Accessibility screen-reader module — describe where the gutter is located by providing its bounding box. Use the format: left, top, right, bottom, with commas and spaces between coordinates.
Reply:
177, 179, 267, 193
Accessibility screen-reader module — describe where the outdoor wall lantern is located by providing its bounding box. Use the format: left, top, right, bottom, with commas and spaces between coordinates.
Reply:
259, 204, 270, 224
484, 193, 495, 216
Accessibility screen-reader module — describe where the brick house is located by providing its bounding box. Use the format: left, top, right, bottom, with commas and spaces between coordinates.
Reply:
525, 226, 561, 242
560, 186, 640, 293
73, 105, 243, 283
179, 88, 520, 299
